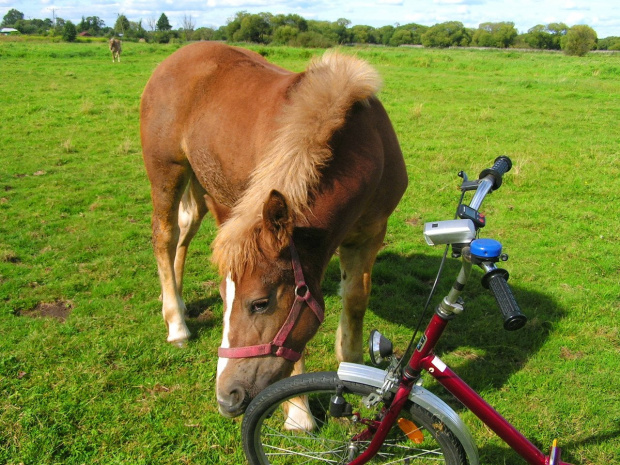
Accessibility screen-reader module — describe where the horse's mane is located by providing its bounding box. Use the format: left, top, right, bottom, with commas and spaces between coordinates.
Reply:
211, 51, 382, 277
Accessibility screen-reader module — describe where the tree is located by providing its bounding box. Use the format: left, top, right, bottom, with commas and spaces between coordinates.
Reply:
181, 14, 195, 40
78, 16, 105, 35
396, 23, 428, 45
293, 31, 334, 48
131, 19, 147, 40
232, 13, 271, 43
376, 25, 395, 45
473, 22, 517, 48
63, 20, 77, 42
422, 21, 469, 47
389, 29, 413, 46
562, 25, 597, 56
114, 14, 130, 36
597, 36, 620, 51
157, 13, 172, 31
332, 18, 352, 44
351, 25, 376, 44
524, 24, 554, 49
225, 11, 248, 40
146, 17, 157, 32
272, 14, 307, 33
2, 8, 24, 27
272, 25, 299, 45
14, 18, 52, 35
53, 18, 66, 36
192, 27, 216, 41
547, 22, 569, 49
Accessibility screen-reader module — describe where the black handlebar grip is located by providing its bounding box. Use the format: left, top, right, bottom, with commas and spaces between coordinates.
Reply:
479, 155, 512, 191
483, 269, 527, 331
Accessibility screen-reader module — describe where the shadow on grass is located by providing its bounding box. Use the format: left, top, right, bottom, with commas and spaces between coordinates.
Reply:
322, 250, 565, 394
476, 427, 620, 465
185, 295, 222, 337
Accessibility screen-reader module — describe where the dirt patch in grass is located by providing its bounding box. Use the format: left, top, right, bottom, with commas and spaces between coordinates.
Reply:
18, 301, 72, 322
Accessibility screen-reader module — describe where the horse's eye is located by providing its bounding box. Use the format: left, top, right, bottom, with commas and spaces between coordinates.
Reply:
250, 298, 270, 314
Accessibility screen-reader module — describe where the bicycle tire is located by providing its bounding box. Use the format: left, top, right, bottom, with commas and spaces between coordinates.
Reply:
242, 371, 468, 464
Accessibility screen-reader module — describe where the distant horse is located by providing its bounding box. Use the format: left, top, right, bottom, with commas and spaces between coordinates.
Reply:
140, 42, 407, 418
109, 38, 121, 62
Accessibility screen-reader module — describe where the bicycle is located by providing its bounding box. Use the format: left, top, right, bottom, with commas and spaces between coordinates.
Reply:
241, 156, 573, 465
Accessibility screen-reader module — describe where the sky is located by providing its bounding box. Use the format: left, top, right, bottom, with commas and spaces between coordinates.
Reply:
2, 0, 620, 38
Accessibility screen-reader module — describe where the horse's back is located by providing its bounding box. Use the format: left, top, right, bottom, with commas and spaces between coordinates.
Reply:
140, 43, 300, 199
141, 42, 293, 129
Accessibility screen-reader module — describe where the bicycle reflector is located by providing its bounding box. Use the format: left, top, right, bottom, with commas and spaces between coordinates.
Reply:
397, 418, 424, 444
369, 329, 393, 366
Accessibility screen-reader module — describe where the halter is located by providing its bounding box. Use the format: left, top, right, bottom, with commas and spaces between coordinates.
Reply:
217, 240, 324, 362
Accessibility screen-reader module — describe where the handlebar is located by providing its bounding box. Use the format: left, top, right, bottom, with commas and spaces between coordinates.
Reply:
425, 156, 528, 331
469, 155, 512, 211
482, 269, 527, 331
480, 156, 512, 190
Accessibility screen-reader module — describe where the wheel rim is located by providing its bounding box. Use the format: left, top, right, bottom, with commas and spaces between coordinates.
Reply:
253, 388, 450, 464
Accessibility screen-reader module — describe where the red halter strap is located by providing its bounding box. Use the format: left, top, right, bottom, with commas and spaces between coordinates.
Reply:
217, 240, 324, 362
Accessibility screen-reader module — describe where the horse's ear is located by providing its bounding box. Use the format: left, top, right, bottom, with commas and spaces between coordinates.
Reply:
262, 190, 293, 247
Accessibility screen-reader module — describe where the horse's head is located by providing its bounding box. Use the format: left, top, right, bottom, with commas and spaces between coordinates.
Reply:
215, 190, 324, 417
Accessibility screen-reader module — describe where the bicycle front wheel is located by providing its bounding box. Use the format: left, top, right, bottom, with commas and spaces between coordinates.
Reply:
242, 372, 468, 464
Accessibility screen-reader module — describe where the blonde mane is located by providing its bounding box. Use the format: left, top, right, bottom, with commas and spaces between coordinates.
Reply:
211, 51, 382, 277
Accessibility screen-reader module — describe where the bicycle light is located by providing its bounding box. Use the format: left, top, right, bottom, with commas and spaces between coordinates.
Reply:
369, 329, 393, 366
423, 219, 476, 246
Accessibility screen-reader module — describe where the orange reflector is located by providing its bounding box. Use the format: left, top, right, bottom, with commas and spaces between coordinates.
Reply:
397, 418, 424, 444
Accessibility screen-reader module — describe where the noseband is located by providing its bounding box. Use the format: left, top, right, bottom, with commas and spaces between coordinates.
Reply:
217, 240, 324, 363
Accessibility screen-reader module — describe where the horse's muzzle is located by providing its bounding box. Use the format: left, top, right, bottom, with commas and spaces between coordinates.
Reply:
217, 386, 249, 418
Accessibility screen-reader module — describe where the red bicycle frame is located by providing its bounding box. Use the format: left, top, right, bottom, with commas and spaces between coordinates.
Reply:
348, 312, 573, 465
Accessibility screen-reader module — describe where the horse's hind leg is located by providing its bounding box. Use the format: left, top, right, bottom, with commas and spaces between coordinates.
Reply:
148, 162, 193, 345
174, 175, 208, 298
337, 222, 387, 363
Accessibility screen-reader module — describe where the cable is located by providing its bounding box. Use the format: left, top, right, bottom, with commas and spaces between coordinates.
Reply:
395, 189, 467, 373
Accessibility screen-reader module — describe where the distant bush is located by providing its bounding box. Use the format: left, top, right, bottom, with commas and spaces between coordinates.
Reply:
597, 36, 620, 50
154, 31, 171, 44
562, 25, 597, 56
291, 31, 334, 48
63, 21, 77, 42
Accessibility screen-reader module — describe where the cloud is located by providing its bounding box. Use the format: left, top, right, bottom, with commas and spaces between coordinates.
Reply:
433, 0, 484, 4
205, 0, 301, 6
562, 1, 589, 11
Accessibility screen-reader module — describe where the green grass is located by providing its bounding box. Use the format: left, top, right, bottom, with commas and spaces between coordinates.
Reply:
1, 39, 618, 464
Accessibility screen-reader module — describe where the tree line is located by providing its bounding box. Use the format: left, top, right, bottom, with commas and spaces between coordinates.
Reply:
3, 8, 619, 55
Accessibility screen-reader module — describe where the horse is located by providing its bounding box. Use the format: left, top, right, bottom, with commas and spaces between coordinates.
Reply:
109, 38, 121, 62
140, 42, 407, 419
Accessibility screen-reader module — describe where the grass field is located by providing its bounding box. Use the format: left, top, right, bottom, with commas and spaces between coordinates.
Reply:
0, 39, 618, 464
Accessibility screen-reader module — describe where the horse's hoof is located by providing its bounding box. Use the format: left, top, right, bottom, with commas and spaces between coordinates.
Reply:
170, 339, 187, 348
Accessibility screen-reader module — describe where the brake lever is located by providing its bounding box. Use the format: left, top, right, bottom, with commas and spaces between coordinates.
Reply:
458, 171, 480, 192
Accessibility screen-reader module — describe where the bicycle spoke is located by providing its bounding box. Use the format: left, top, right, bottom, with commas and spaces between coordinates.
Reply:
244, 374, 466, 464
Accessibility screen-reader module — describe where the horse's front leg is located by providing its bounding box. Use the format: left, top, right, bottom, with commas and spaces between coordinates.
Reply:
336, 223, 387, 363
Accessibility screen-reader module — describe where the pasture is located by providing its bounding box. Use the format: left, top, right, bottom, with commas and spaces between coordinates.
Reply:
0, 39, 618, 464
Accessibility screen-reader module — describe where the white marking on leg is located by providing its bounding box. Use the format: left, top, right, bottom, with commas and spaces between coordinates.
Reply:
217, 274, 235, 378
284, 396, 316, 431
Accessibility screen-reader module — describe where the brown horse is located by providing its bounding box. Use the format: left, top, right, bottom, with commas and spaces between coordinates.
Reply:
140, 42, 407, 418
109, 38, 121, 62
